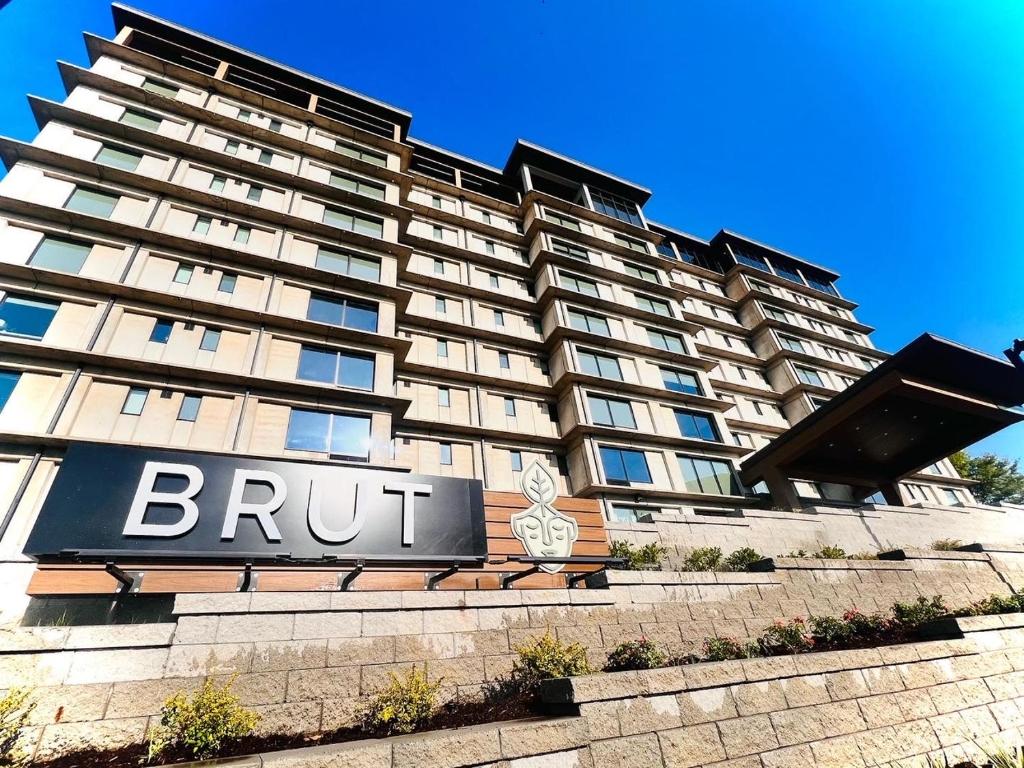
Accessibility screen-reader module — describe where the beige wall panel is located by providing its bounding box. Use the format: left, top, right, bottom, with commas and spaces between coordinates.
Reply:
0, 372, 64, 433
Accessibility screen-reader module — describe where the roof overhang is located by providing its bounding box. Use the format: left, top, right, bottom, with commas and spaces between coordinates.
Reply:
740, 334, 1024, 488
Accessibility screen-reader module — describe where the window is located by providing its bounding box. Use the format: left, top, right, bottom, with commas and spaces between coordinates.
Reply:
679, 456, 740, 495
0, 370, 19, 412
810, 396, 830, 410
258, 149, 273, 164
489, 273, 500, 289
435, 297, 447, 313
173, 264, 193, 284
142, 78, 179, 98
498, 351, 510, 369
437, 339, 449, 358
795, 366, 825, 387
150, 319, 172, 343
824, 346, 849, 362
336, 140, 388, 167
504, 397, 517, 417
234, 226, 251, 245
0, 295, 58, 339
675, 410, 720, 442
764, 306, 792, 323
568, 309, 609, 336
431, 195, 442, 209
806, 274, 839, 296
307, 293, 379, 332
314, 246, 381, 281
661, 368, 702, 395
546, 210, 581, 231
779, 335, 806, 353
440, 442, 453, 466
199, 328, 221, 352
578, 350, 622, 380
247, 186, 263, 202
96, 145, 142, 171
624, 262, 660, 283
433, 259, 445, 275
225, 140, 240, 155
323, 207, 384, 238
494, 310, 505, 327
551, 239, 589, 261
510, 450, 523, 472
942, 488, 961, 505
484, 241, 496, 255
656, 241, 677, 260
772, 261, 804, 284
297, 346, 375, 390
635, 295, 672, 317
600, 446, 652, 485
808, 319, 828, 334
210, 175, 227, 193
480, 210, 492, 225
269, 119, 283, 132
733, 432, 753, 448
613, 233, 648, 253
589, 188, 643, 227
193, 216, 212, 235
329, 172, 386, 201
733, 250, 771, 272
218, 273, 237, 294
65, 188, 118, 218
121, 387, 148, 415
588, 395, 636, 428
860, 357, 877, 371
237, 108, 253, 122
438, 387, 450, 407
647, 328, 686, 353
285, 409, 371, 460
120, 109, 161, 131
560, 272, 599, 297
432, 225, 444, 240
30, 236, 91, 274
177, 395, 201, 422
609, 503, 645, 523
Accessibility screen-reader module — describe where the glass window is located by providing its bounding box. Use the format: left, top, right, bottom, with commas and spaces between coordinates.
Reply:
806, 274, 839, 296
234, 226, 251, 245
96, 145, 142, 171
498, 351, 510, 369
568, 309, 610, 336
733, 249, 771, 272
177, 394, 201, 422
286, 409, 371, 460
624, 262, 660, 283
772, 261, 804, 284
173, 264, 193, 284
323, 207, 384, 238
588, 395, 636, 428
121, 387, 148, 415
434, 259, 445, 275
779, 335, 806, 353
600, 446, 652, 485
551, 239, 589, 261
297, 345, 375, 390
336, 140, 388, 167
258, 149, 273, 164
504, 397, 516, 416
269, 119, 283, 132
329, 172, 386, 201
328, 414, 371, 459
489, 274, 500, 289
30, 236, 91, 274
510, 450, 523, 472
119, 109, 161, 131
435, 297, 446, 313
795, 366, 825, 387
636, 295, 672, 316
661, 368, 702, 395
440, 442, 453, 465
438, 387, 450, 407
143, 79, 179, 98
238, 108, 253, 121
0, 295, 58, 339
560, 272, 600, 297
578, 350, 622, 380
150, 319, 172, 343
437, 339, 449, 358
199, 328, 220, 352
610, 503, 642, 523
432, 225, 444, 240
225, 140, 240, 155
209, 175, 227, 193
494, 310, 505, 327
589, 188, 643, 227
307, 293, 378, 332
218, 273, 237, 294
193, 216, 212, 235
764, 306, 792, 323
431, 195, 442, 209
484, 241, 496, 255
314, 246, 381, 282
656, 241, 677, 260
942, 488, 961, 505
546, 210, 581, 231
675, 409, 720, 441
0, 370, 20, 412
613, 233, 648, 253
65, 188, 118, 218
679, 456, 739, 495
247, 186, 263, 202
647, 328, 685, 353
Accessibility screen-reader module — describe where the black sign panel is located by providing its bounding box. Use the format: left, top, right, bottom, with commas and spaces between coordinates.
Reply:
24, 444, 487, 564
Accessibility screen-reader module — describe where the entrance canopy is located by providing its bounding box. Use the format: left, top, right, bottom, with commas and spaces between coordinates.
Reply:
740, 334, 1024, 489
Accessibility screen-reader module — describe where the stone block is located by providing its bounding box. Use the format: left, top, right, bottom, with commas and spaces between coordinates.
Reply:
391, 724, 502, 768
0, 651, 72, 686
541, 670, 642, 705
65, 647, 169, 685
394, 633, 456, 662
64, 623, 174, 650
327, 636, 396, 666
519, 589, 571, 605
854, 724, 903, 764
164, 642, 253, 677
816, 700, 867, 737
423, 608, 479, 634
890, 719, 940, 758
253, 701, 322, 736
810, 734, 866, 768
823, 669, 869, 700
330, 591, 402, 610
676, 687, 736, 725
717, 714, 779, 758
615, 694, 682, 736
216, 613, 295, 643
173, 592, 251, 615
779, 674, 830, 707
588, 732, 663, 768
286, 666, 361, 702
636, 666, 688, 696
580, 700, 621, 739
261, 740, 392, 768
105, 676, 203, 719
25, 683, 111, 726
478, 606, 531, 631
251, 639, 329, 672
453, 630, 510, 656
293, 612, 361, 640
426, 655, 485, 686
498, 717, 588, 759
172, 615, 219, 644
362, 610, 423, 637
730, 680, 787, 716
402, 591, 467, 609
319, 696, 361, 731
896, 687, 939, 721
249, 592, 332, 613
360, 662, 417, 695
770, 706, 827, 746
739, 655, 797, 682
211, 671, 287, 706
858, 693, 906, 728
657, 722, 725, 767
682, 660, 747, 690
509, 748, 593, 768
0, 626, 68, 652
34, 716, 149, 759
463, 590, 523, 608
761, 744, 814, 768
862, 665, 905, 695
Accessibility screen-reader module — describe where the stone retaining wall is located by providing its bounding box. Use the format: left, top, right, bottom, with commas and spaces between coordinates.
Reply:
0, 551, 1019, 760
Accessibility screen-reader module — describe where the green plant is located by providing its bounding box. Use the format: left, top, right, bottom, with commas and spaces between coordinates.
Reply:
0, 689, 35, 768
609, 540, 666, 570
842, 608, 891, 641
724, 547, 764, 572
784, 549, 809, 558
815, 545, 847, 559
758, 618, 814, 655
681, 546, 723, 572
511, 633, 592, 692
359, 666, 441, 736
809, 614, 853, 647
147, 677, 260, 761
957, 592, 1024, 617
985, 745, 1024, 768
931, 538, 964, 551
604, 638, 667, 672
890, 596, 948, 628
701, 636, 756, 661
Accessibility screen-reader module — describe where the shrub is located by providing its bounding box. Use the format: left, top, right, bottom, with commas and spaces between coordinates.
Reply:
360, 666, 441, 736
931, 538, 963, 551
604, 638, 666, 672
843, 608, 892, 641
0, 688, 35, 768
958, 592, 1024, 617
511, 633, 592, 692
890, 596, 948, 628
702, 636, 756, 661
815, 545, 847, 559
147, 677, 259, 761
809, 614, 853, 647
724, 547, 764, 572
682, 546, 723, 572
758, 618, 814, 656
609, 540, 666, 570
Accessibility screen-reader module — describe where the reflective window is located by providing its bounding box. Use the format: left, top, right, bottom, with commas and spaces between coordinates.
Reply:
545, 210, 581, 231
498, 351, 510, 369
285, 409, 371, 460
679, 456, 740, 495
142, 79, 179, 98
199, 329, 220, 352
96, 145, 142, 171
30, 237, 91, 274
613, 233, 648, 253
0, 295, 58, 339
314, 246, 381, 282
510, 450, 523, 472
323, 207, 384, 238
65, 188, 118, 218
647, 328, 685, 353
588, 395, 636, 428
559, 272, 599, 297
336, 140, 388, 167
437, 339, 448, 358
779, 335, 806, 353
234, 226, 251, 245
635, 294, 672, 317
173, 264, 193, 284
624, 262, 660, 283
578, 350, 622, 380
661, 368, 702, 395
177, 395, 201, 422
438, 387, 450, 407
435, 297, 447, 313
0, 370, 20, 412
795, 366, 825, 387
589, 188, 643, 227
504, 397, 516, 417
772, 260, 804, 284
297, 346, 375, 390
675, 409, 720, 441
306, 293, 379, 332
551, 239, 589, 261
210, 175, 227, 193
247, 186, 263, 202
150, 319, 172, 343
329, 172, 386, 201
440, 442, 453, 465
218, 274, 237, 294
193, 216, 212, 235
119, 109, 161, 131
600, 446, 652, 485
568, 309, 609, 336
121, 387, 148, 415
733, 249, 771, 272
258, 149, 273, 164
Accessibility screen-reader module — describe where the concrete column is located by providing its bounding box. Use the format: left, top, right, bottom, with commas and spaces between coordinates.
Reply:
879, 481, 909, 507
761, 467, 802, 511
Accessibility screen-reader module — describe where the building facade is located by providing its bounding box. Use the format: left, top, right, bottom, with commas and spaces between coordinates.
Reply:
0, 7, 982, 612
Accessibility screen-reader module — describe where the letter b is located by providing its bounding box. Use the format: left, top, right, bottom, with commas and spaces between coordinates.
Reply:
123, 462, 204, 538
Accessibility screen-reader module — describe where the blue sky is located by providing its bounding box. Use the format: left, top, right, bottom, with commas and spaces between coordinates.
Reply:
1, 0, 1022, 460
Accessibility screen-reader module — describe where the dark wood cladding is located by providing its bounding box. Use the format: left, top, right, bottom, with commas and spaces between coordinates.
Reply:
26, 491, 608, 595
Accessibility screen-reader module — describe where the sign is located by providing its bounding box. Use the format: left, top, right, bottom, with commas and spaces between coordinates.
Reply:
24, 444, 486, 563
510, 461, 578, 572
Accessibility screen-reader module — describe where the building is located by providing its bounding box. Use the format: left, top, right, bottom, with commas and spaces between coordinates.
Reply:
1, 5, 1020, 622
